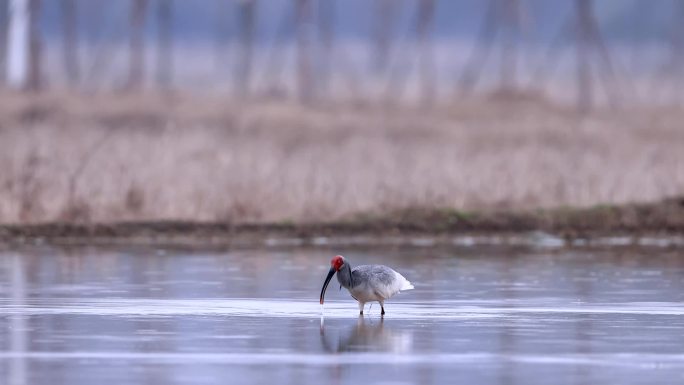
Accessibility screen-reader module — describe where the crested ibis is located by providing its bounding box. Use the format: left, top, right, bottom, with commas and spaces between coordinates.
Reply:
319, 255, 414, 315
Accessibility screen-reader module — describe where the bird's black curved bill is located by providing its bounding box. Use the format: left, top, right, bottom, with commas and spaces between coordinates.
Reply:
319, 267, 336, 305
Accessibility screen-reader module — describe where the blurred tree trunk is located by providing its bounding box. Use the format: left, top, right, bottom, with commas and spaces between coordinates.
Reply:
60, 0, 79, 86
500, 0, 521, 90
669, 1, 684, 96
25, 0, 41, 91
372, 0, 396, 74
458, 0, 498, 94
459, 0, 525, 94
7, 0, 43, 91
317, 0, 334, 98
575, 0, 593, 113
417, 0, 435, 104
235, 0, 256, 97
156, 0, 172, 90
128, 0, 148, 90
7, 0, 28, 89
0, 0, 8, 85
295, 0, 313, 102
671, 3, 684, 61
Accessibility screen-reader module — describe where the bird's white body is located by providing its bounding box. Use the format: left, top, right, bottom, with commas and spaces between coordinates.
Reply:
320, 255, 414, 315
348, 266, 413, 306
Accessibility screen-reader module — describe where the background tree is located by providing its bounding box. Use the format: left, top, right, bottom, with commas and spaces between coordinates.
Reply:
0, 0, 9, 85
156, 0, 173, 90
295, 0, 314, 102
235, 0, 256, 97
60, 0, 79, 87
127, 0, 148, 90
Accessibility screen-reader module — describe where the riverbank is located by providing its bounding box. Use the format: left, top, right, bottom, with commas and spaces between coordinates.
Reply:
1, 198, 682, 247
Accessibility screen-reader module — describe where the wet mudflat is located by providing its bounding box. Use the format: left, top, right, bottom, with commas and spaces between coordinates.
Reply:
1, 245, 683, 385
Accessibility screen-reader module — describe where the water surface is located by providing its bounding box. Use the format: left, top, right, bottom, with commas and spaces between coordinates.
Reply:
1, 245, 683, 384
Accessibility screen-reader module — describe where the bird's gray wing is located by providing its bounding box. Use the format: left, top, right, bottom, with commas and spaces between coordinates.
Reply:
352, 265, 398, 297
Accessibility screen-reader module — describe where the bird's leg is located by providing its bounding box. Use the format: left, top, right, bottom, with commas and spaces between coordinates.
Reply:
380, 301, 385, 316
358, 302, 365, 315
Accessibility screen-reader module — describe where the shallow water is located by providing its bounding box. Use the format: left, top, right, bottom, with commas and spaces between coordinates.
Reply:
1, 245, 684, 385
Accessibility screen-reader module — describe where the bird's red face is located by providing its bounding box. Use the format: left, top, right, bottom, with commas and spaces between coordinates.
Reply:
330, 255, 345, 271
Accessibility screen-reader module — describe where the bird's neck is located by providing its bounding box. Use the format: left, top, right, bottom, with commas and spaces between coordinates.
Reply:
336, 263, 354, 289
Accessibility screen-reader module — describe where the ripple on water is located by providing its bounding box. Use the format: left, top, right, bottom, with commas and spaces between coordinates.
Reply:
0, 351, 684, 367
1, 299, 683, 318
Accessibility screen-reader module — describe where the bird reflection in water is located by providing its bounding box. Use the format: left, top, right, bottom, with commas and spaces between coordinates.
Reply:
320, 315, 413, 353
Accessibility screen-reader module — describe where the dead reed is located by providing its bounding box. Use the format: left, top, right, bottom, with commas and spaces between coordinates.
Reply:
0, 92, 683, 224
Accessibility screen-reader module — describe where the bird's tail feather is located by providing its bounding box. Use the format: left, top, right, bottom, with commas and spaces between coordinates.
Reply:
402, 281, 415, 291
395, 272, 414, 291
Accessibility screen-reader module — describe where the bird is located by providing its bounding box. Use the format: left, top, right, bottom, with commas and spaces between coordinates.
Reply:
319, 255, 414, 316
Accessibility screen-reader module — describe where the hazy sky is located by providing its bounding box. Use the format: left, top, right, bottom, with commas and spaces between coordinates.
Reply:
32, 0, 677, 44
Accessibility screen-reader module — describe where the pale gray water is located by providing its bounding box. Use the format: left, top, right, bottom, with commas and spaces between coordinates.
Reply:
1, 245, 684, 385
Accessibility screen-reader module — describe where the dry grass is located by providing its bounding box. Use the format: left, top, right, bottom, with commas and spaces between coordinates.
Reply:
1, 91, 683, 225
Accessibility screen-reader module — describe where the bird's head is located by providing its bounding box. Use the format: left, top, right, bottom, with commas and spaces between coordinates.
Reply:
320, 255, 345, 305
330, 255, 345, 271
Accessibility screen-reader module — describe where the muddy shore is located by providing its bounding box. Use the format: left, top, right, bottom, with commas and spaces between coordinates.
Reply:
2, 198, 683, 247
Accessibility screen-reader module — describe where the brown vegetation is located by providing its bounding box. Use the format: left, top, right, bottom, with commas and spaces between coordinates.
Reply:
0, 91, 683, 228
1, 198, 683, 245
